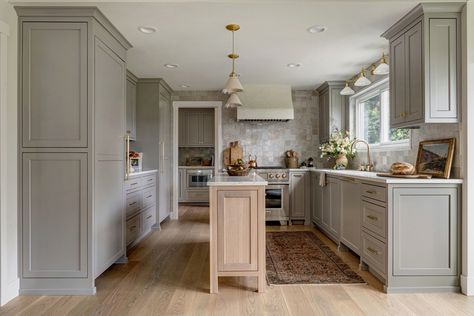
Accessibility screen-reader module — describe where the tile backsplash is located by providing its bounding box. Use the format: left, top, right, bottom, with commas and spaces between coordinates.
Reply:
173, 90, 320, 167
179, 147, 215, 166
173, 89, 462, 177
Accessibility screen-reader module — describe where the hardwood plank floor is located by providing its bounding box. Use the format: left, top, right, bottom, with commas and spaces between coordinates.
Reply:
2, 205, 473, 316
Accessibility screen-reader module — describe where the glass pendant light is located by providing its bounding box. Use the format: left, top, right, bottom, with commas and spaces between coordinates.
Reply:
354, 68, 371, 87
224, 93, 242, 108
340, 81, 355, 95
222, 24, 243, 94
373, 53, 389, 75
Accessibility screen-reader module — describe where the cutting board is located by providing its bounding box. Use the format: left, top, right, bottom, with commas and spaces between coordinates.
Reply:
229, 141, 243, 165
376, 173, 432, 179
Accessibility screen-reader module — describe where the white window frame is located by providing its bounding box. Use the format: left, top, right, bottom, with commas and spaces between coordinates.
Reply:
350, 78, 411, 152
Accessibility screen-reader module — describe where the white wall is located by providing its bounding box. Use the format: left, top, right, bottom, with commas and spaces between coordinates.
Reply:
461, 0, 474, 296
0, 0, 18, 306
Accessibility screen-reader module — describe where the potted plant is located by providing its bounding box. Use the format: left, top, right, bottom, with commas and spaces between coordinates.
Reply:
319, 130, 356, 170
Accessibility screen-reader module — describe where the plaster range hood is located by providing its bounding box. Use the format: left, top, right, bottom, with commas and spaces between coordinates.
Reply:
236, 85, 294, 121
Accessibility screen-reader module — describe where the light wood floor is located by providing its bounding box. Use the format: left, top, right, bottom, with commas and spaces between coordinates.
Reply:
2, 206, 474, 316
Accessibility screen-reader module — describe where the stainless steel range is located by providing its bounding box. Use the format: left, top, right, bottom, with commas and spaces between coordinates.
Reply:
255, 166, 290, 224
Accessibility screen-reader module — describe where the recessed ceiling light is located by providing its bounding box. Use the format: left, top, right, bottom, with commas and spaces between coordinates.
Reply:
307, 25, 328, 33
180, 84, 190, 88
138, 26, 157, 34
164, 64, 179, 68
287, 63, 302, 68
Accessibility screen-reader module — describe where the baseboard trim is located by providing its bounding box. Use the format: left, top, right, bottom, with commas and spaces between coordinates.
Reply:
19, 287, 96, 296
1, 277, 19, 306
461, 274, 474, 295
385, 285, 460, 294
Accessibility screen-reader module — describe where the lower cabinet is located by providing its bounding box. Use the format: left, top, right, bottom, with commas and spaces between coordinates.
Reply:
320, 176, 341, 242
124, 171, 157, 250
178, 168, 186, 202
340, 178, 361, 254
289, 170, 310, 224
310, 172, 323, 225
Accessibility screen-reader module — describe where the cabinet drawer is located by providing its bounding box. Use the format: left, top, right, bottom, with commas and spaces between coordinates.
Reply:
141, 206, 156, 234
124, 178, 142, 191
187, 189, 209, 202
126, 215, 140, 246
142, 175, 156, 187
361, 230, 387, 275
361, 200, 387, 239
125, 191, 141, 217
361, 183, 387, 203
142, 187, 156, 208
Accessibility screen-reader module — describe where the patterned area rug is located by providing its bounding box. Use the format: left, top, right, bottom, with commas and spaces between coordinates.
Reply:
266, 231, 365, 285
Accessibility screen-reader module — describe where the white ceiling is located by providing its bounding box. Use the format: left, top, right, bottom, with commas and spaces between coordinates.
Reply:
11, 0, 460, 90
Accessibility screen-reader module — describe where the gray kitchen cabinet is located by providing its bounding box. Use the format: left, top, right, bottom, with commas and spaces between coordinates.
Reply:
21, 22, 88, 148
178, 168, 187, 202
17, 7, 131, 295
340, 178, 361, 254
124, 171, 157, 250
392, 187, 459, 277
327, 177, 341, 239
135, 79, 174, 225
310, 172, 322, 225
179, 108, 215, 147
126, 71, 137, 140
382, 3, 462, 128
289, 171, 310, 224
316, 81, 346, 143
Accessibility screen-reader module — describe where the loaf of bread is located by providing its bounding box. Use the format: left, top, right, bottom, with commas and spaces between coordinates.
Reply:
390, 162, 415, 175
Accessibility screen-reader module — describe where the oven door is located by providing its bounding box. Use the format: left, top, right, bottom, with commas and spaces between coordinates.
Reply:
265, 184, 289, 221
186, 170, 213, 188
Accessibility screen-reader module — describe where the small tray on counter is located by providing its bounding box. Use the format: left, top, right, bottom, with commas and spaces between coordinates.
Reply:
376, 173, 432, 179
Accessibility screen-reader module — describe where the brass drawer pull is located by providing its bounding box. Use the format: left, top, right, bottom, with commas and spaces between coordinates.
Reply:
146, 195, 153, 198
130, 182, 138, 186
129, 201, 137, 206
367, 247, 380, 255
367, 215, 378, 221
147, 178, 153, 182
365, 190, 377, 194
146, 215, 153, 219
130, 225, 137, 230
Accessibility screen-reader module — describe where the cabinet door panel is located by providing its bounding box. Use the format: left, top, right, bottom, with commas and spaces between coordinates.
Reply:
393, 187, 458, 276
405, 22, 423, 122
201, 110, 215, 146
22, 153, 88, 278
22, 22, 88, 147
328, 179, 341, 237
126, 78, 137, 140
185, 110, 201, 146
390, 33, 406, 126
290, 173, 306, 219
217, 190, 258, 271
427, 18, 458, 120
341, 180, 361, 253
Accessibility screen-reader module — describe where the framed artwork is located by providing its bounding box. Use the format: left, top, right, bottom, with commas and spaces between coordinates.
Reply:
416, 138, 455, 179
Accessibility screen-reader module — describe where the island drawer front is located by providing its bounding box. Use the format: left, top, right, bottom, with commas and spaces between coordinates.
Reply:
124, 178, 142, 191
361, 230, 387, 275
142, 175, 156, 187
142, 187, 156, 208
126, 191, 141, 217
361, 200, 387, 239
126, 215, 141, 246
361, 183, 387, 203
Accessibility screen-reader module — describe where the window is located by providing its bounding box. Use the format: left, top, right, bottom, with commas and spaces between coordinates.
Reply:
352, 79, 410, 150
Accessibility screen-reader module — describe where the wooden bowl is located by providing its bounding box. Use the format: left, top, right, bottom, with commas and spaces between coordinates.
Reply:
227, 166, 249, 176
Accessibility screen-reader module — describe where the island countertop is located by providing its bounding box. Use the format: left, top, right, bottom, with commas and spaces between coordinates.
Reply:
207, 174, 268, 186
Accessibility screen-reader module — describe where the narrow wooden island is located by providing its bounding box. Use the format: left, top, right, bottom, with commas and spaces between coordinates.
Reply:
208, 174, 268, 293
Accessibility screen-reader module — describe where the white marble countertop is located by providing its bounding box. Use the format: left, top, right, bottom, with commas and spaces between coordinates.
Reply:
309, 168, 463, 184
208, 174, 268, 186
178, 166, 214, 169
127, 169, 158, 178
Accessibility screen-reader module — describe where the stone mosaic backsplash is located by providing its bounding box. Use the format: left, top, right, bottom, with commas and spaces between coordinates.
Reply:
178, 147, 215, 166
173, 89, 462, 178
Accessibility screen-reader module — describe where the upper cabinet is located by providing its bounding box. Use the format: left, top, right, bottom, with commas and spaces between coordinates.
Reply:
179, 108, 215, 147
382, 3, 462, 128
126, 71, 137, 140
316, 81, 346, 143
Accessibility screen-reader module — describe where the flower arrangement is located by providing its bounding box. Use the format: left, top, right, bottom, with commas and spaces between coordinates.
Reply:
319, 130, 356, 169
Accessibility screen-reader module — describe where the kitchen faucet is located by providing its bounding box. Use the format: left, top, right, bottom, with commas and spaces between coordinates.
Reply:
351, 139, 374, 171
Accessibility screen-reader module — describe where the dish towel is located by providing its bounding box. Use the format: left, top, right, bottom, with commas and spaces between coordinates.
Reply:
319, 172, 326, 187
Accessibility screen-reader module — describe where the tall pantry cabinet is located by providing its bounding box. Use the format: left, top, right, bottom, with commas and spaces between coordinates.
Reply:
135, 79, 173, 224
17, 7, 132, 295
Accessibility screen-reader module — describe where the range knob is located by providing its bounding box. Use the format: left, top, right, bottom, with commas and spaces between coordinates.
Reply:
282, 174, 287, 179
275, 174, 281, 179
268, 174, 274, 179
